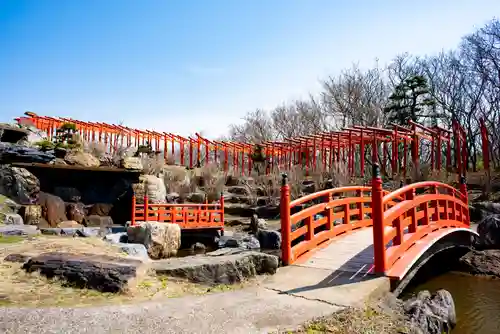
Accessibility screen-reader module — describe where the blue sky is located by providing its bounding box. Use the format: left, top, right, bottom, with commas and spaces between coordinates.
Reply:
1, 0, 499, 138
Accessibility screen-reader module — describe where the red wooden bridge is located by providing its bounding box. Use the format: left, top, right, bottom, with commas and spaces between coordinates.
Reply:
279, 164, 476, 285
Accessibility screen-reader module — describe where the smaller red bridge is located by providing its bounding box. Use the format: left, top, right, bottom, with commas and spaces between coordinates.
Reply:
280, 163, 474, 283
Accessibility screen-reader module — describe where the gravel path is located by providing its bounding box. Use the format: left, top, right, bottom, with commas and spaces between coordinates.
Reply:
0, 287, 340, 334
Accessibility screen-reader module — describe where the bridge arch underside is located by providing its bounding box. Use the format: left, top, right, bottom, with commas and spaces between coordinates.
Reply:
390, 229, 478, 296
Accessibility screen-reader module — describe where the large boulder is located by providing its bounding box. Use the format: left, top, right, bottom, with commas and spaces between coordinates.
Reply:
84, 215, 113, 228
38, 192, 67, 227
0, 142, 55, 164
186, 191, 206, 204
255, 229, 282, 250
121, 157, 143, 170
475, 215, 500, 249
458, 249, 500, 277
224, 203, 255, 217
0, 212, 23, 225
152, 251, 279, 285
0, 165, 40, 204
0, 194, 21, 213
88, 203, 113, 216
0, 224, 39, 236
470, 202, 500, 222
218, 233, 260, 249
250, 214, 267, 233
403, 290, 456, 334
64, 151, 100, 168
22, 252, 143, 293
227, 186, 251, 196
19, 204, 42, 225
66, 202, 86, 224
133, 175, 167, 204
127, 222, 181, 259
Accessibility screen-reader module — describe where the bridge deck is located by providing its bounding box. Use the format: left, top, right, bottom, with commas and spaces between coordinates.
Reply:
265, 228, 389, 307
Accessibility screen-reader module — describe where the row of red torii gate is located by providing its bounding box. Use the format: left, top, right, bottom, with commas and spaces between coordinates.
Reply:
16, 112, 492, 179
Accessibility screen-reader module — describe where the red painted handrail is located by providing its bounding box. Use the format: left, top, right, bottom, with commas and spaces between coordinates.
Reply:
131, 194, 224, 230
280, 165, 471, 277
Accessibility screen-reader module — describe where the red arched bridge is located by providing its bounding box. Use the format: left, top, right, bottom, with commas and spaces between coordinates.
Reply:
279, 163, 476, 284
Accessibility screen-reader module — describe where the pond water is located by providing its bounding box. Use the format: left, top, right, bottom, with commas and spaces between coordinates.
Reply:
404, 272, 500, 334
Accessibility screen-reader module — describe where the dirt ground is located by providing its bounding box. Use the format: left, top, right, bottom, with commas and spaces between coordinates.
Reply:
0, 235, 256, 307
289, 306, 410, 334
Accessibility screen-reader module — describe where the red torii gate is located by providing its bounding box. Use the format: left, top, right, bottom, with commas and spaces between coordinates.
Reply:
15, 112, 489, 179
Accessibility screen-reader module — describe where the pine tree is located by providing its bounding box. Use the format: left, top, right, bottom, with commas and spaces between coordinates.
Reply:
384, 75, 436, 125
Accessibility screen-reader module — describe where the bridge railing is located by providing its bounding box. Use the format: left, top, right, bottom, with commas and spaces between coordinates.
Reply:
131, 194, 224, 230
372, 165, 470, 274
280, 176, 405, 265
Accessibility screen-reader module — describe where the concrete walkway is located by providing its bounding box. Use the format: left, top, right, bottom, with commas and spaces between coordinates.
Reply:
0, 229, 389, 334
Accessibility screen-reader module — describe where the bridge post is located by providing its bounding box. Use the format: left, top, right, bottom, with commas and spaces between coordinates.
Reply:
280, 173, 292, 265
371, 163, 387, 274
459, 175, 469, 226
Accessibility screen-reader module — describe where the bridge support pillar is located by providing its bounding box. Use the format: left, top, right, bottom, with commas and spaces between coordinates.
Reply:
372, 163, 387, 274
280, 174, 292, 265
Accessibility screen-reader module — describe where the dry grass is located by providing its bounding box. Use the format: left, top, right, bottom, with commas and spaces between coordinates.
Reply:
141, 154, 165, 176
0, 236, 253, 307
196, 163, 226, 202
289, 306, 411, 334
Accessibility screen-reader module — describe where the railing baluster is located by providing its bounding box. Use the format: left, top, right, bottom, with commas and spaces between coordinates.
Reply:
305, 216, 314, 241
144, 195, 149, 222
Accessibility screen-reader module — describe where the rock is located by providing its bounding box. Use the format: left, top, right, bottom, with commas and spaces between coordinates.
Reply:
38, 192, 67, 227
0, 123, 29, 143
74, 227, 101, 237
255, 205, 280, 219
302, 181, 316, 194
190, 242, 207, 252
64, 151, 100, 167
0, 225, 39, 236
84, 215, 113, 227
127, 222, 181, 259
22, 252, 143, 293
39, 228, 62, 235
0, 142, 55, 164
104, 232, 128, 244
166, 192, 180, 203
96, 152, 114, 167
403, 290, 456, 334
19, 205, 42, 225
0, 194, 21, 213
475, 215, 500, 249
250, 214, 267, 233
53, 158, 67, 165
224, 203, 255, 217
0, 212, 24, 225
57, 220, 83, 228
54, 187, 82, 202
88, 203, 113, 216
225, 175, 240, 187
255, 229, 282, 250
134, 175, 167, 204
4, 253, 32, 263
470, 202, 500, 222
0, 165, 40, 204
66, 202, 86, 224
121, 157, 143, 170
227, 186, 251, 196
218, 233, 260, 250
114, 243, 149, 259
152, 251, 279, 285
187, 191, 206, 204
458, 249, 500, 277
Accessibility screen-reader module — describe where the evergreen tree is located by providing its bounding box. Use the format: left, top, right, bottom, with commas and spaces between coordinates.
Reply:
384, 75, 436, 125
